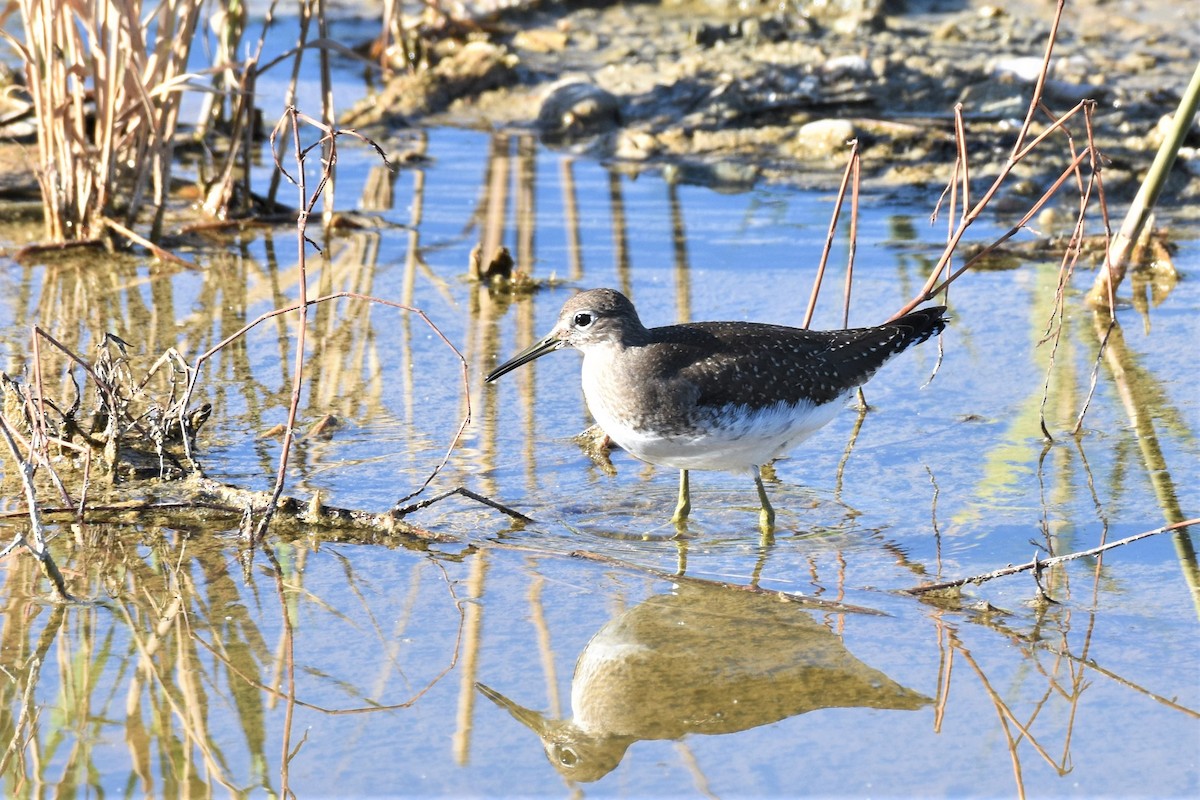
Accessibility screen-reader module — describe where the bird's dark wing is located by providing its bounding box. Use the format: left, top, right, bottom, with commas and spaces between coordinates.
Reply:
650, 307, 947, 410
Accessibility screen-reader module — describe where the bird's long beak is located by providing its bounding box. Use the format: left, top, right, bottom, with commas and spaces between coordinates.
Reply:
475, 682, 554, 735
485, 333, 564, 382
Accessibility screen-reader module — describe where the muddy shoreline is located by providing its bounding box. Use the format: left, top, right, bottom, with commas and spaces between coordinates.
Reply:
1, 0, 1197, 224
343, 0, 1199, 205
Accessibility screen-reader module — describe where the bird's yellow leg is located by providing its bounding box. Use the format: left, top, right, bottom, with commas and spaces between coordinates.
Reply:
754, 467, 776, 535
672, 469, 691, 527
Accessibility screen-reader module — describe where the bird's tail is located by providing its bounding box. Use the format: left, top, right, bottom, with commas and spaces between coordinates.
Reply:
890, 306, 949, 350
821, 306, 948, 395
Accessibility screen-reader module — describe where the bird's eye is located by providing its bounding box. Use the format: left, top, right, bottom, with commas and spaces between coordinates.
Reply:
573, 312, 593, 328
557, 746, 578, 767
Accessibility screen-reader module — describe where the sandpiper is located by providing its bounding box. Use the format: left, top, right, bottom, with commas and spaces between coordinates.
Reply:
485, 288, 947, 531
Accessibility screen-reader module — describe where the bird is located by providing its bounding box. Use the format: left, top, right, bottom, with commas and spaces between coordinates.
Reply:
485, 288, 948, 532
476, 582, 928, 782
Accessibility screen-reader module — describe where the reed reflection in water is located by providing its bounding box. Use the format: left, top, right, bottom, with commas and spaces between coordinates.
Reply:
0, 127, 1196, 796
0, 526, 469, 796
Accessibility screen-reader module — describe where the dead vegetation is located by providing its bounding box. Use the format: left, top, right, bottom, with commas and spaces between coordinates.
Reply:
0, 4, 1195, 797
0, 0, 1193, 607
4, 0, 205, 241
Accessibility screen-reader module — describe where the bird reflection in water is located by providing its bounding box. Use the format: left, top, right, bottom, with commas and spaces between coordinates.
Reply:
477, 582, 929, 782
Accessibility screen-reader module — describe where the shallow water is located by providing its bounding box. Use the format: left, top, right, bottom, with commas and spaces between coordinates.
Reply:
1, 96, 1198, 800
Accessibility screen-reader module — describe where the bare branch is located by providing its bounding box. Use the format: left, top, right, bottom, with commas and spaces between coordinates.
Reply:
907, 519, 1198, 595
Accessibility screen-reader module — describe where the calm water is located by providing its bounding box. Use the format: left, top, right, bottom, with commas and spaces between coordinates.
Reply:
1, 52, 1198, 800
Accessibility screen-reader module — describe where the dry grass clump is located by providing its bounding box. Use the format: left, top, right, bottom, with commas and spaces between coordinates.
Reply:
4, 0, 205, 242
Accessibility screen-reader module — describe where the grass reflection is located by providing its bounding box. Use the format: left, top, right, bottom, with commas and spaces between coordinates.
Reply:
0, 528, 466, 796
0, 517, 1195, 794
0, 125, 1196, 795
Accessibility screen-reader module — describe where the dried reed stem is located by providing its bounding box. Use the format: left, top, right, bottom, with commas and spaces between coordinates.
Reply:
0, 414, 74, 601
6, 0, 204, 241
1088, 59, 1200, 307
803, 139, 860, 329
890, 0, 1091, 320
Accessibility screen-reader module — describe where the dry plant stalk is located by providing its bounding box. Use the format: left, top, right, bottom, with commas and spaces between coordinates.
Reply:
907, 517, 1199, 596
5, 0, 205, 241
802, 138, 860, 330
192, 106, 471, 546
806, 2, 1099, 348
1089, 59, 1200, 307
0, 414, 74, 600
810, 0, 1096, 432
0, 325, 212, 602
891, 0, 1095, 320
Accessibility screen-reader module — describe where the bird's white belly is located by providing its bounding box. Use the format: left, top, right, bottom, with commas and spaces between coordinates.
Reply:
589, 392, 848, 473
631, 400, 843, 471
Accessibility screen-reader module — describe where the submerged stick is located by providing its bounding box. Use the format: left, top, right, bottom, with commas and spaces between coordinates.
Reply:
0, 414, 76, 601
906, 518, 1198, 595
393, 486, 533, 523
103, 217, 196, 268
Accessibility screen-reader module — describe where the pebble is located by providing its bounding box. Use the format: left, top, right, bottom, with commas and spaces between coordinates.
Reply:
823, 54, 872, 81
536, 79, 622, 144
989, 56, 1046, 83
794, 119, 857, 156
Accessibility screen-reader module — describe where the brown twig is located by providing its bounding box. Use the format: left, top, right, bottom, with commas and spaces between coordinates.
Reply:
393, 486, 533, 523
1033, 102, 1103, 437
198, 102, 450, 549
916, 143, 1095, 306
0, 413, 76, 601
906, 518, 1198, 595
802, 139, 859, 329
249, 105, 316, 546
891, 0, 1097, 320
102, 217, 195, 267
841, 142, 861, 329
